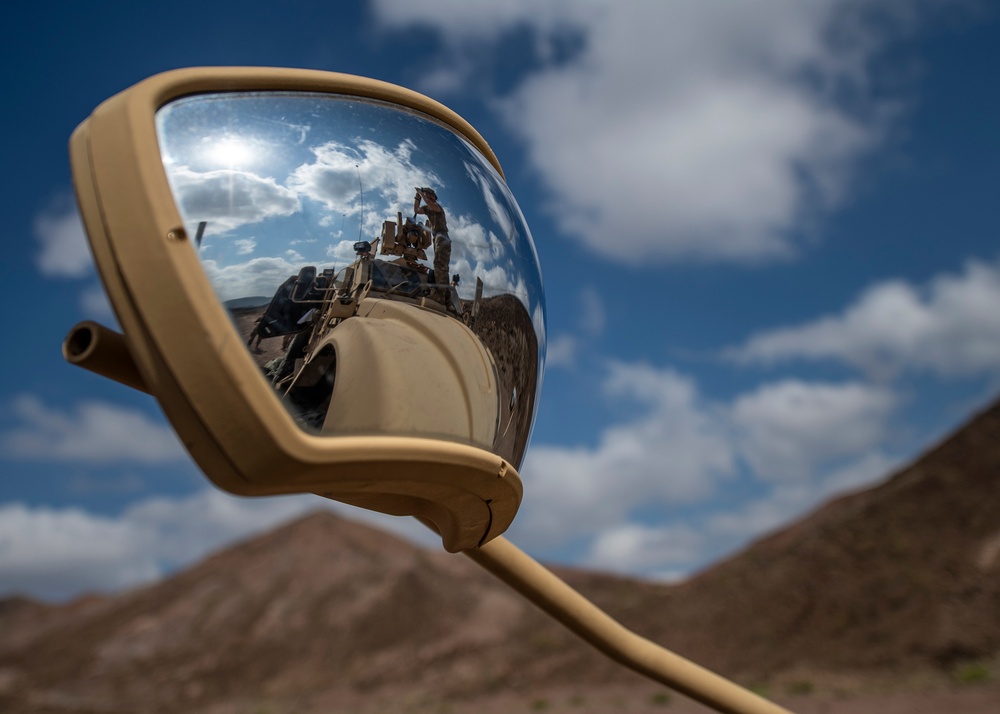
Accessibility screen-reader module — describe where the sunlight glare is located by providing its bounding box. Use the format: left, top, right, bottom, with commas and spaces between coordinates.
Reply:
206, 135, 257, 167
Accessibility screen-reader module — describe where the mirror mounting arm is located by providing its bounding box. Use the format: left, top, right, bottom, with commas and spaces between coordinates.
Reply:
62, 321, 792, 714
465, 536, 795, 714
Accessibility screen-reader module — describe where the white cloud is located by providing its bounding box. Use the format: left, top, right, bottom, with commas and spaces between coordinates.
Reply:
79, 283, 116, 324
705, 448, 898, 543
0, 489, 437, 602
585, 522, 707, 577
0, 492, 314, 601
514, 363, 736, 548
731, 257, 1000, 377
821, 451, 900, 493
326, 240, 362, 265
33, 198, 92, 277
201, 255, 303, 303
0, 503, 163, 600
372, 1, 913, 264
580, 446, 898, 579
511, 358, 902, 577
234, 238, 257, 255
168, 165, 301, 235
1, 396, 186, 464
545, 334, 578, 368
0, 373, 902, 598
288, 139, 441, 219
729, 380, 896, 482
371, 0, 587, 45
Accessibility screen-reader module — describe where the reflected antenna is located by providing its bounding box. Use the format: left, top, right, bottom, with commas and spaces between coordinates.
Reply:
195, 221, 207, 249
356, 164, 364, 241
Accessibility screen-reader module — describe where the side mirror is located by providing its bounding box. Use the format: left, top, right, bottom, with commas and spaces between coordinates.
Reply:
65, 67, 793, 714
66, 68, 545, 552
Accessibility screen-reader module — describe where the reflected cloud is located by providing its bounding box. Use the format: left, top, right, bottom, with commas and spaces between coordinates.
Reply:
168, 165, 301, 235
201, 256, 310, 304
289, 138, 442, 217
465, 161, 515, 247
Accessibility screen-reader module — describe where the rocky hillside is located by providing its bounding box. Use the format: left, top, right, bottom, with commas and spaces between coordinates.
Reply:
1, 400, 999, 712
642, 398, 1000, 679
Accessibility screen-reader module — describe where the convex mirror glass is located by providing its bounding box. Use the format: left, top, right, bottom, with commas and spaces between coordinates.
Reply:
155, 93, 545, 467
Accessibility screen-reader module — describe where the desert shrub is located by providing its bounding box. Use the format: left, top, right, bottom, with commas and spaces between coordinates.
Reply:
650, 691, 671, 706
785, 680, 814, 696
953, 661, 992, 685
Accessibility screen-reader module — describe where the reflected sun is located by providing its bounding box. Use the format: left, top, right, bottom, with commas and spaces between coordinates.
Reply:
205, 135, 257, 168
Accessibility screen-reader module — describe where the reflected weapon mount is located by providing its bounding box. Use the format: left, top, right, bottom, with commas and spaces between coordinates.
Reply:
380, 211, 432, 269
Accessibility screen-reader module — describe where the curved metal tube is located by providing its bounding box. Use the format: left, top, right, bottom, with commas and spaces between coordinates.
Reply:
465, 536, 794, 714
63, 322, 793, 713
63, 321, 149, 394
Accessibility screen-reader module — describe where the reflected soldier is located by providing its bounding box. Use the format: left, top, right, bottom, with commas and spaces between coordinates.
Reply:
414, 187, 451, 297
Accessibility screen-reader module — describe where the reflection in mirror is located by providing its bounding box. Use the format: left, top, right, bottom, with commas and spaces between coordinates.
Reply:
155, 93, 545, 468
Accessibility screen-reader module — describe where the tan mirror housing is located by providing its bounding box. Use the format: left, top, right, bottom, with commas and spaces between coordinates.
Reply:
66, 67, 534, 552
66, 67, 793, 714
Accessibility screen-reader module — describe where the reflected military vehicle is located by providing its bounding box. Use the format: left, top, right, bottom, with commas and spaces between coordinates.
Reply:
236, 212, 536, 467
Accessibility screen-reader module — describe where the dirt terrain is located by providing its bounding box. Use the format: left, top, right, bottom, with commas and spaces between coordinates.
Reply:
230, 305, 287, 367
1, 400, 998, 713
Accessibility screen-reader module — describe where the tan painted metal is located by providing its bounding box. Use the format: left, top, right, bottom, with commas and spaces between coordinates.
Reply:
467, 536, 795, 714
66, 67, 798, 714
321, 297, 500, 447
66, 322, 795, 714
68, 68, 519, 552
63, 321, 150, 395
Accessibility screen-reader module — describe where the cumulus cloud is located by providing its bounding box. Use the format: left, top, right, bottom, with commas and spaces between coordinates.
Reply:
372, 0, 914, 263
200, 255, 304, 303
730, 257, 1000, 378
33, 198, 92, 277
514, 363, 736, 547
289, 139, 440, 219
0, 373, 901, 597
0, 504, 163, 600
512, 360, 901, 577
581, 442, 897, 579
729, 380, 896, 482
1, 396, 186, 464
545, 334, 578, 368
0, 489, 437, 601
168, 165, 301, 235
585, 522, 707, 578
446, 213, 537, 313
234, 238, 257, 255
0, 492, 312, 601
705, 448, 898, 541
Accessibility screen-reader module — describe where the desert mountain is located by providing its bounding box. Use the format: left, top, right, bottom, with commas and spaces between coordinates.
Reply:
1, 400, 999, 712
648, 397, 1000, 678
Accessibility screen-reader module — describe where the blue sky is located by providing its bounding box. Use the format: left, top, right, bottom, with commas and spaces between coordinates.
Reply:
2, 1, 1000, 601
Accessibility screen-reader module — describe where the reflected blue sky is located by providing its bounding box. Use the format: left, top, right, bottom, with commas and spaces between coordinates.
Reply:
156, 93, 544, 325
